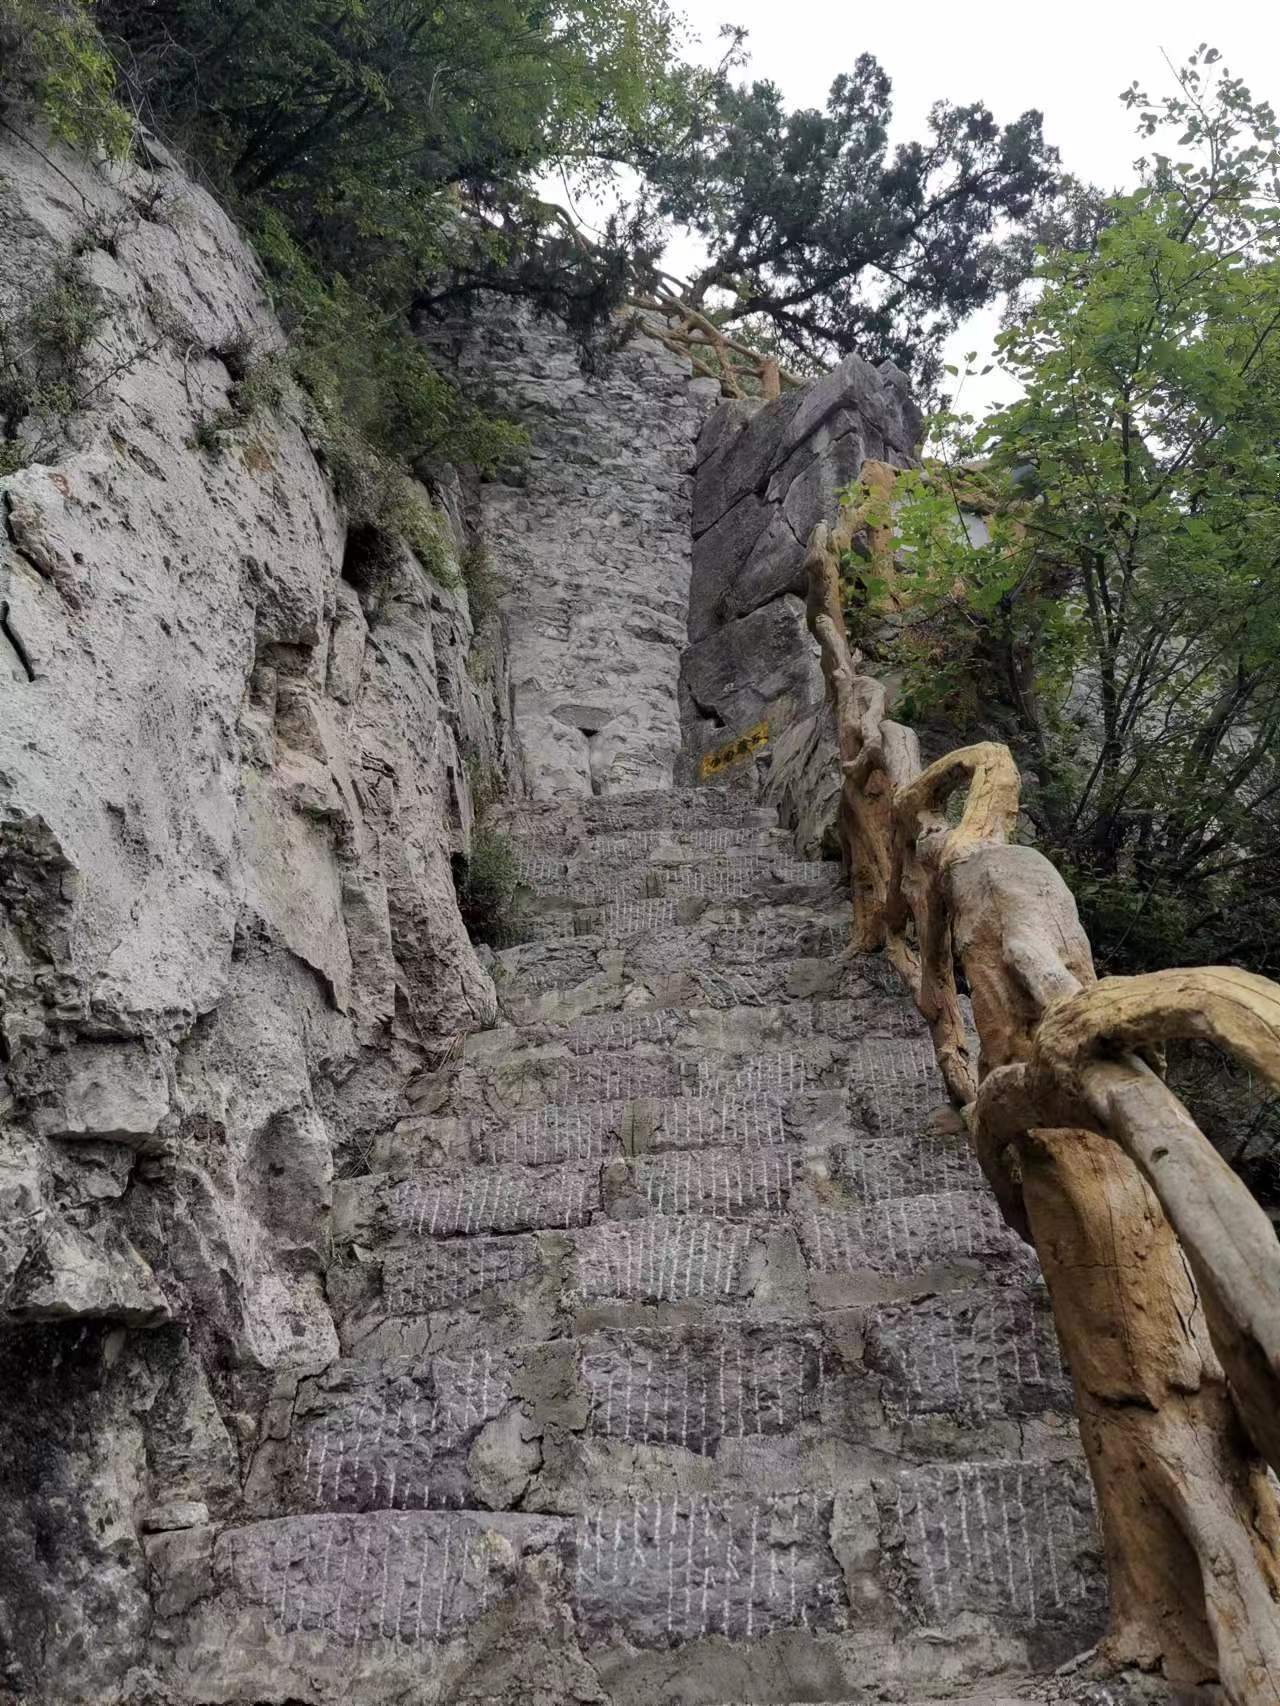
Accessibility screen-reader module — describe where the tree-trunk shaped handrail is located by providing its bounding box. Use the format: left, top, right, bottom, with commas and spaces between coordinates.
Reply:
805, 459, 1280, 1702
626, 282, 802, 399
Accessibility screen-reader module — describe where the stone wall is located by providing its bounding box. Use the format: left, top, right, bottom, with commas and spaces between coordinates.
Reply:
423, 303, 715, 799
0, 122, 509, 1698
678, 356, 922, 850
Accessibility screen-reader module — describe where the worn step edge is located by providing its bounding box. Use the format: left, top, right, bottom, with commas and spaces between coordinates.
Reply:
147, 1463, 1103, 1690
239, 1299, 1077, 1521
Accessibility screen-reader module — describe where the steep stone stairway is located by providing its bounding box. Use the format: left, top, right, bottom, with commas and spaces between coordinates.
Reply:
155, 786, 1106, 1703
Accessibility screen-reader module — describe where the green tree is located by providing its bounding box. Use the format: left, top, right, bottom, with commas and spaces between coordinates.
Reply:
2, 0, 713, 565
0, 0, 131, 154
97, 0, 706, 318
648, 52, 1059, 384
881, 48, 1280, 976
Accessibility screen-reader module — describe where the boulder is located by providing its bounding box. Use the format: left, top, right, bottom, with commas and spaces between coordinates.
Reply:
692, 388, 806, 536
28, 1041, 170, 1147
778, 351, 922, 465
680, 595, 824, 732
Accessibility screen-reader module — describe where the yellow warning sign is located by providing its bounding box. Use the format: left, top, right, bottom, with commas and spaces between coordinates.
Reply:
699, 719, 770, 780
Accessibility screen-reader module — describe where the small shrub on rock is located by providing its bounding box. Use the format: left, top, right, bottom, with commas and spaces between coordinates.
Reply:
453, 827, 521, 947
0, 257, 105, 470
0, 0, 132, 156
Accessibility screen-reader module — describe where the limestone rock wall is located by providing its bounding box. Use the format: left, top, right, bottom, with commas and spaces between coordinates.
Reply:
0, 123, 509, 1698
678, 357, 922, 851
422, 303, 715, 799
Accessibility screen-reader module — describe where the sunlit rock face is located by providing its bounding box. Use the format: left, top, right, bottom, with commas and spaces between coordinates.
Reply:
0, 119, 506, 1697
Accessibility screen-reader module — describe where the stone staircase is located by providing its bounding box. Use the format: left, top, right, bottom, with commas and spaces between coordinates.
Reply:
155, 787, 1108, 1704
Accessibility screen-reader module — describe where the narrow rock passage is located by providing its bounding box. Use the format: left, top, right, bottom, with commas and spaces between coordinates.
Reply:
162, 787, 1108, 1702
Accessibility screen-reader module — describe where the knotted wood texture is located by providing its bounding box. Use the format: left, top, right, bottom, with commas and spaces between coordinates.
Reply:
805, 465, 1280, 1703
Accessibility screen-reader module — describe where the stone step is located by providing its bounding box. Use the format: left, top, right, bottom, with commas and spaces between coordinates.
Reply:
375, 1090, 794, 1174
512, 824, 793, 883
502, 879, 848, 948
149, 1465, 1103, 1701
577, 822, 791, 858
514, 848, 843, 908
331, 1194, 1039, 1357
379, 1085, 954, 1176
711, 1695, 1168, 1706
462, 990, 928, 1067
348, 1122, 987, 1239
246, 1299, 1075, 1520
410, 1039, 837, 1121
570, 1465, 1100, 1652
490, 900, 880, 1021
399, 1034, 949, 1164
491, 789, 779, 849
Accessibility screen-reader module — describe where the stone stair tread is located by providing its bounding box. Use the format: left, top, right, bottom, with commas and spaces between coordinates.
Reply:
458, 995, 930, 1062
375, 1093, 970, 1179
338, 1123, 993, 1232
244, 1298, 1077, 1519
150, 1463, 1104, 1694
234, 774, 1098, 1701
412, 1041, 838, 1121
329, 1195, 1041, 1364
399, 1034, 952, 1154
490, 908, 897, 1021
512, 825, 795, 879
375, 1090, 796, 1173
516, 823, 794, 863
513, 848, 844, 908
495, 889, 853, 953
491, 790, 780, 846
708, 1696, 1116, 1706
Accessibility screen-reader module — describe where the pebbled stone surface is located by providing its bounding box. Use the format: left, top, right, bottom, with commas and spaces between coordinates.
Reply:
424, 304, 713, 799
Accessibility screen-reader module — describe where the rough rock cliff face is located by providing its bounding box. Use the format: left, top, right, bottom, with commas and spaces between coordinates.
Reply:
424, 304, 714, 798
0, 124, 507, 1696
676, 360, 922, 853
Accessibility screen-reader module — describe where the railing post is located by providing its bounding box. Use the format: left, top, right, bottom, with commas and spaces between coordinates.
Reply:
803, 455, 1280, 1704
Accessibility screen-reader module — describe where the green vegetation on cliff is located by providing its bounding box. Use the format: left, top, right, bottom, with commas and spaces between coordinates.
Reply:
0, 0, 130, 154
878, 53, 1280, 991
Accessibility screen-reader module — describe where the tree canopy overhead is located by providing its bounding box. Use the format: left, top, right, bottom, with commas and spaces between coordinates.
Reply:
649, 53, 1059, 385
94, 0, 709, 308
3, 2, 1067, 389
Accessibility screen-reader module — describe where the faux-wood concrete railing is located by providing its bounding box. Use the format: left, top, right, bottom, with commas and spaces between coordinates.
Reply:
627, 283, 803, 400
804, 462, 1280, 1704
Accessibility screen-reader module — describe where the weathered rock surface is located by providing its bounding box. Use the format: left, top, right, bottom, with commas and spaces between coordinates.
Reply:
423, 303, 713, 799
0, 121, 508, 1697
0, 126, 1169, 1706
678, 357, 922, 856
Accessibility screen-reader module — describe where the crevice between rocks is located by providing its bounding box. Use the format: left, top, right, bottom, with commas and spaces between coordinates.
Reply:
0, 598, 36, 680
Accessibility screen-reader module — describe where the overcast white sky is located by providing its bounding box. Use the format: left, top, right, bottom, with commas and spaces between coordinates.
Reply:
641, 0, 1280, 412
